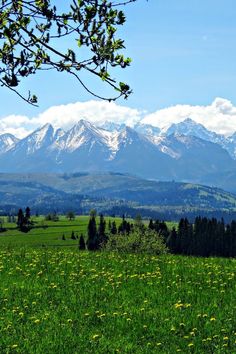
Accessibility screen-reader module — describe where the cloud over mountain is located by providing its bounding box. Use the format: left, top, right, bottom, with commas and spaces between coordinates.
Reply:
0, 101, 143, 138
142, 98, 236, 136
1, 97, 236, 138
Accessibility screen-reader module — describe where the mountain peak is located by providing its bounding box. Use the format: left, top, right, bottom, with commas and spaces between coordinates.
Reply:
39, 123, 53, 131
76, 119, 93, 128
166, 118, 215, 139
183, 117, 197, 124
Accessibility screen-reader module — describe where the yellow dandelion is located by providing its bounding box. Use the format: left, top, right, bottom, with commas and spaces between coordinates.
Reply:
92, 334, 100, 340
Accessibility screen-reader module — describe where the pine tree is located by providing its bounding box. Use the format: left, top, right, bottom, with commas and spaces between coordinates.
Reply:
167, 227, 178, 253
108, 220, 112, 232
87, 215, 99, 251
79, 234, 86, 250
71, 231, 76, 240
98, 214, 107, 247
17, 209, 24, 229
25, 207, 31, 221
111, 221, 117, 235
148, 219, 154, 230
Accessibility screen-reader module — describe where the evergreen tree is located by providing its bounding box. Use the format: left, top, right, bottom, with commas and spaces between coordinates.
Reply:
98, 214, 107, 247
79, 234, 86, 250
25, 207, 31, 222
71, 231, 76, 240
148, 219, 154, 230
17, 209, 24, 229
87, 214, 99, 251
167, 227, 178, 253
111, 221, 117, 235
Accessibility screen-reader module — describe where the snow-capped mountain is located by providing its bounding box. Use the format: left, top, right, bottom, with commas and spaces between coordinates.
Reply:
165, 118, 236, 159
0, 119, 236, 189
0, 133, 19, 154
166, 118, 220, 140
9, 123, 56, 156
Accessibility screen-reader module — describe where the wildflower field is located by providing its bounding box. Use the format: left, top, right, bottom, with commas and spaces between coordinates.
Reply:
0, 247, 235, 353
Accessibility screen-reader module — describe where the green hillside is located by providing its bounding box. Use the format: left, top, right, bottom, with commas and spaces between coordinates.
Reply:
0, 173, 236, 215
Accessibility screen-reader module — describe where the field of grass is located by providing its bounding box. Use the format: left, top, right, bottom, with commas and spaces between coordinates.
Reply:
0, 215, 177, 248
0, 249, 235, 353
0, 216, 235, 353
0, 216, 124, 248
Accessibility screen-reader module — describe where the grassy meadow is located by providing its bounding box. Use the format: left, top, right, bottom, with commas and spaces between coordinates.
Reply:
0, 215, 123, 248
0, 216, 235, 353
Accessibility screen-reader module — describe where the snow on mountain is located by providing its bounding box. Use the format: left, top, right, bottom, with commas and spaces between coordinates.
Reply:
98, 121, 126, 132
0, 133, 19, 154
134, 122, 161, 136
0, 118, 236, 185
53, 119, 113, 153
166, 118, 236, 159
98, 120, 161, 137
9, 123, 55, 155
166, 118, 222, 141
146, 135, 181, 159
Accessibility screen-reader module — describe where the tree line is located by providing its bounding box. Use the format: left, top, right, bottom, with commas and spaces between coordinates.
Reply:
168, 217, 236, 257
5, 207, 236, 257
85, 213, 236, 257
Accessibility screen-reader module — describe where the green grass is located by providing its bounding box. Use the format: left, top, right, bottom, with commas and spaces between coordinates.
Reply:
0, 250, 235, 353
0, 216, 123, 248
0, 216, 235, 353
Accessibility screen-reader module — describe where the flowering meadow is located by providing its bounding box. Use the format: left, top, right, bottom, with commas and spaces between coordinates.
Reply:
0, 249, 235, 353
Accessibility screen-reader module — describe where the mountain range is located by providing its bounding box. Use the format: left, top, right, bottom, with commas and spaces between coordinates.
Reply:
1, 118, 236, 191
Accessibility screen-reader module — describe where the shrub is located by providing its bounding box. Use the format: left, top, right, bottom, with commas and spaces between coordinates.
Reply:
104, 228, 168, 255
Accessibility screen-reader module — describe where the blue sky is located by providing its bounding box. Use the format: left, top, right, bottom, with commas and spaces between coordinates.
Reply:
1, 0, 236, 136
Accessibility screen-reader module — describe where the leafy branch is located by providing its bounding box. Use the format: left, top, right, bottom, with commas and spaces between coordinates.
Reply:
0, 0, 137, 104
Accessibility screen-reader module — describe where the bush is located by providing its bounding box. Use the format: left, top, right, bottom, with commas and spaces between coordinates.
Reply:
104, 228, 168, 255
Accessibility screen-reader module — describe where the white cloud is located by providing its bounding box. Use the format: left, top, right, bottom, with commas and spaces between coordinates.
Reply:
1, 97, 236, 138
0, 100, 144, 138
142, 98, 236, 136
37, 100, 143, 130
0, 114, 39, 138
